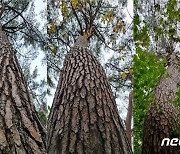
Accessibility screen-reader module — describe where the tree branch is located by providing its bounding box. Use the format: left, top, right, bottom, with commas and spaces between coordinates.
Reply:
2, 2, 29, 27
70, 2, 83, 35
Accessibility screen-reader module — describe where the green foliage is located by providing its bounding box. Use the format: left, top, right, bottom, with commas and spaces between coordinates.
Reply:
174, 82, 180, 107
22, 65, 48, 126
1, 0, 44, 49
133, 47, 166, 153
133, 15, 149, 48
38, 111, 48, 127
37, 104, 50, 127
134, 0, 179, 55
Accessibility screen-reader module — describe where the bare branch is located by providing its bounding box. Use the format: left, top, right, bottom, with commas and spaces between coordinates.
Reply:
70, 2, 83, 35
2, 2, 29, 27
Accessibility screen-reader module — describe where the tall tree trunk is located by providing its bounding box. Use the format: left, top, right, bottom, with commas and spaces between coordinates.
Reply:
0, 27, 46, 153
142, 53, 180, 154
47, 36, 132, 154
126, 91, 133, 145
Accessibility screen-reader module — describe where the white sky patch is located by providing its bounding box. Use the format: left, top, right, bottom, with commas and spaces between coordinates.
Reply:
101, 0, 134, 121
30, 0, 47, 101
31, 0, 46, 76
31, 0, 57, 107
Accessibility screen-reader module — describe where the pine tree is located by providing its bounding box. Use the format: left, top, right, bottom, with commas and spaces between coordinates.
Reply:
47, 36, 132, 154
0, 26, 46, 153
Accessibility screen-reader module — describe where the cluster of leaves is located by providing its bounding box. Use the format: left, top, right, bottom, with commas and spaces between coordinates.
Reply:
134, 0, 179, 55
154, 0, 179, 43
1, 0, 45, 50
133, 47, 166, 153
106, 55, 133, 96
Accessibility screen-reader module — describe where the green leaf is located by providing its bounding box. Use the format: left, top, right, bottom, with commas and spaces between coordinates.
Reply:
52, 47, 58, 55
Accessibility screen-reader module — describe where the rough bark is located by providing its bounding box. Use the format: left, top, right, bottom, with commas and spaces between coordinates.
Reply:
0, 28, 46, 153
142, 53, 180, 154
125, 91, 133, 145
47, 36, 132, 154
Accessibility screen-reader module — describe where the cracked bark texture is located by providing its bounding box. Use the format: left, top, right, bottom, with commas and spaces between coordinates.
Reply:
47, 36, 132, 154
142, 53, 180, 154
0, 29, 46, 153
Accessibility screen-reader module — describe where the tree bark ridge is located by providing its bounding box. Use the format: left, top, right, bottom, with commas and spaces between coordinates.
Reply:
47, 46, 132, 154
0, 30, 46, 153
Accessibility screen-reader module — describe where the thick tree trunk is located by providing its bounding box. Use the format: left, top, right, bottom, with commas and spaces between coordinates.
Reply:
0, 28, 46, 153
142, 53, 180, 154
47, 36, 132, 154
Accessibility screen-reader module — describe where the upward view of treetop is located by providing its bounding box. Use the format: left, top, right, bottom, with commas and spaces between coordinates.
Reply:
48, 0, 128, 48
47, 0, 133, 100
134, 0, 179, 55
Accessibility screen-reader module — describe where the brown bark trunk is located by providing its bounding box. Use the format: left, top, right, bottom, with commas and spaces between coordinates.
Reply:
126, 91, 133, 145
47, 36, 132, 154
0, 28, 46, 153
142, 53, 180, 154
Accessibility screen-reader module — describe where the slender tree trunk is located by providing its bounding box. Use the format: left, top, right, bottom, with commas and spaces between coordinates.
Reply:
0, 28, 46, 153
47, 36, 132, 154
126, 91, 133, 145
142, 53, 180, 154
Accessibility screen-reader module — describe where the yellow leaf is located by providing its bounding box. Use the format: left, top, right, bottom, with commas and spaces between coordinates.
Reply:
48, 20, 56, 34
118, 21, 123, 31
123, 27, 126, 34
71, 0, 79, 9
128, 67, 133, 75
61, 2, 69, 20
121, 72, 127, 79
82, 0, 86, 8
113, 26, 117, 32
102, 10, 113, 24
52, 46, 58, 55
83, 28, 92, 39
